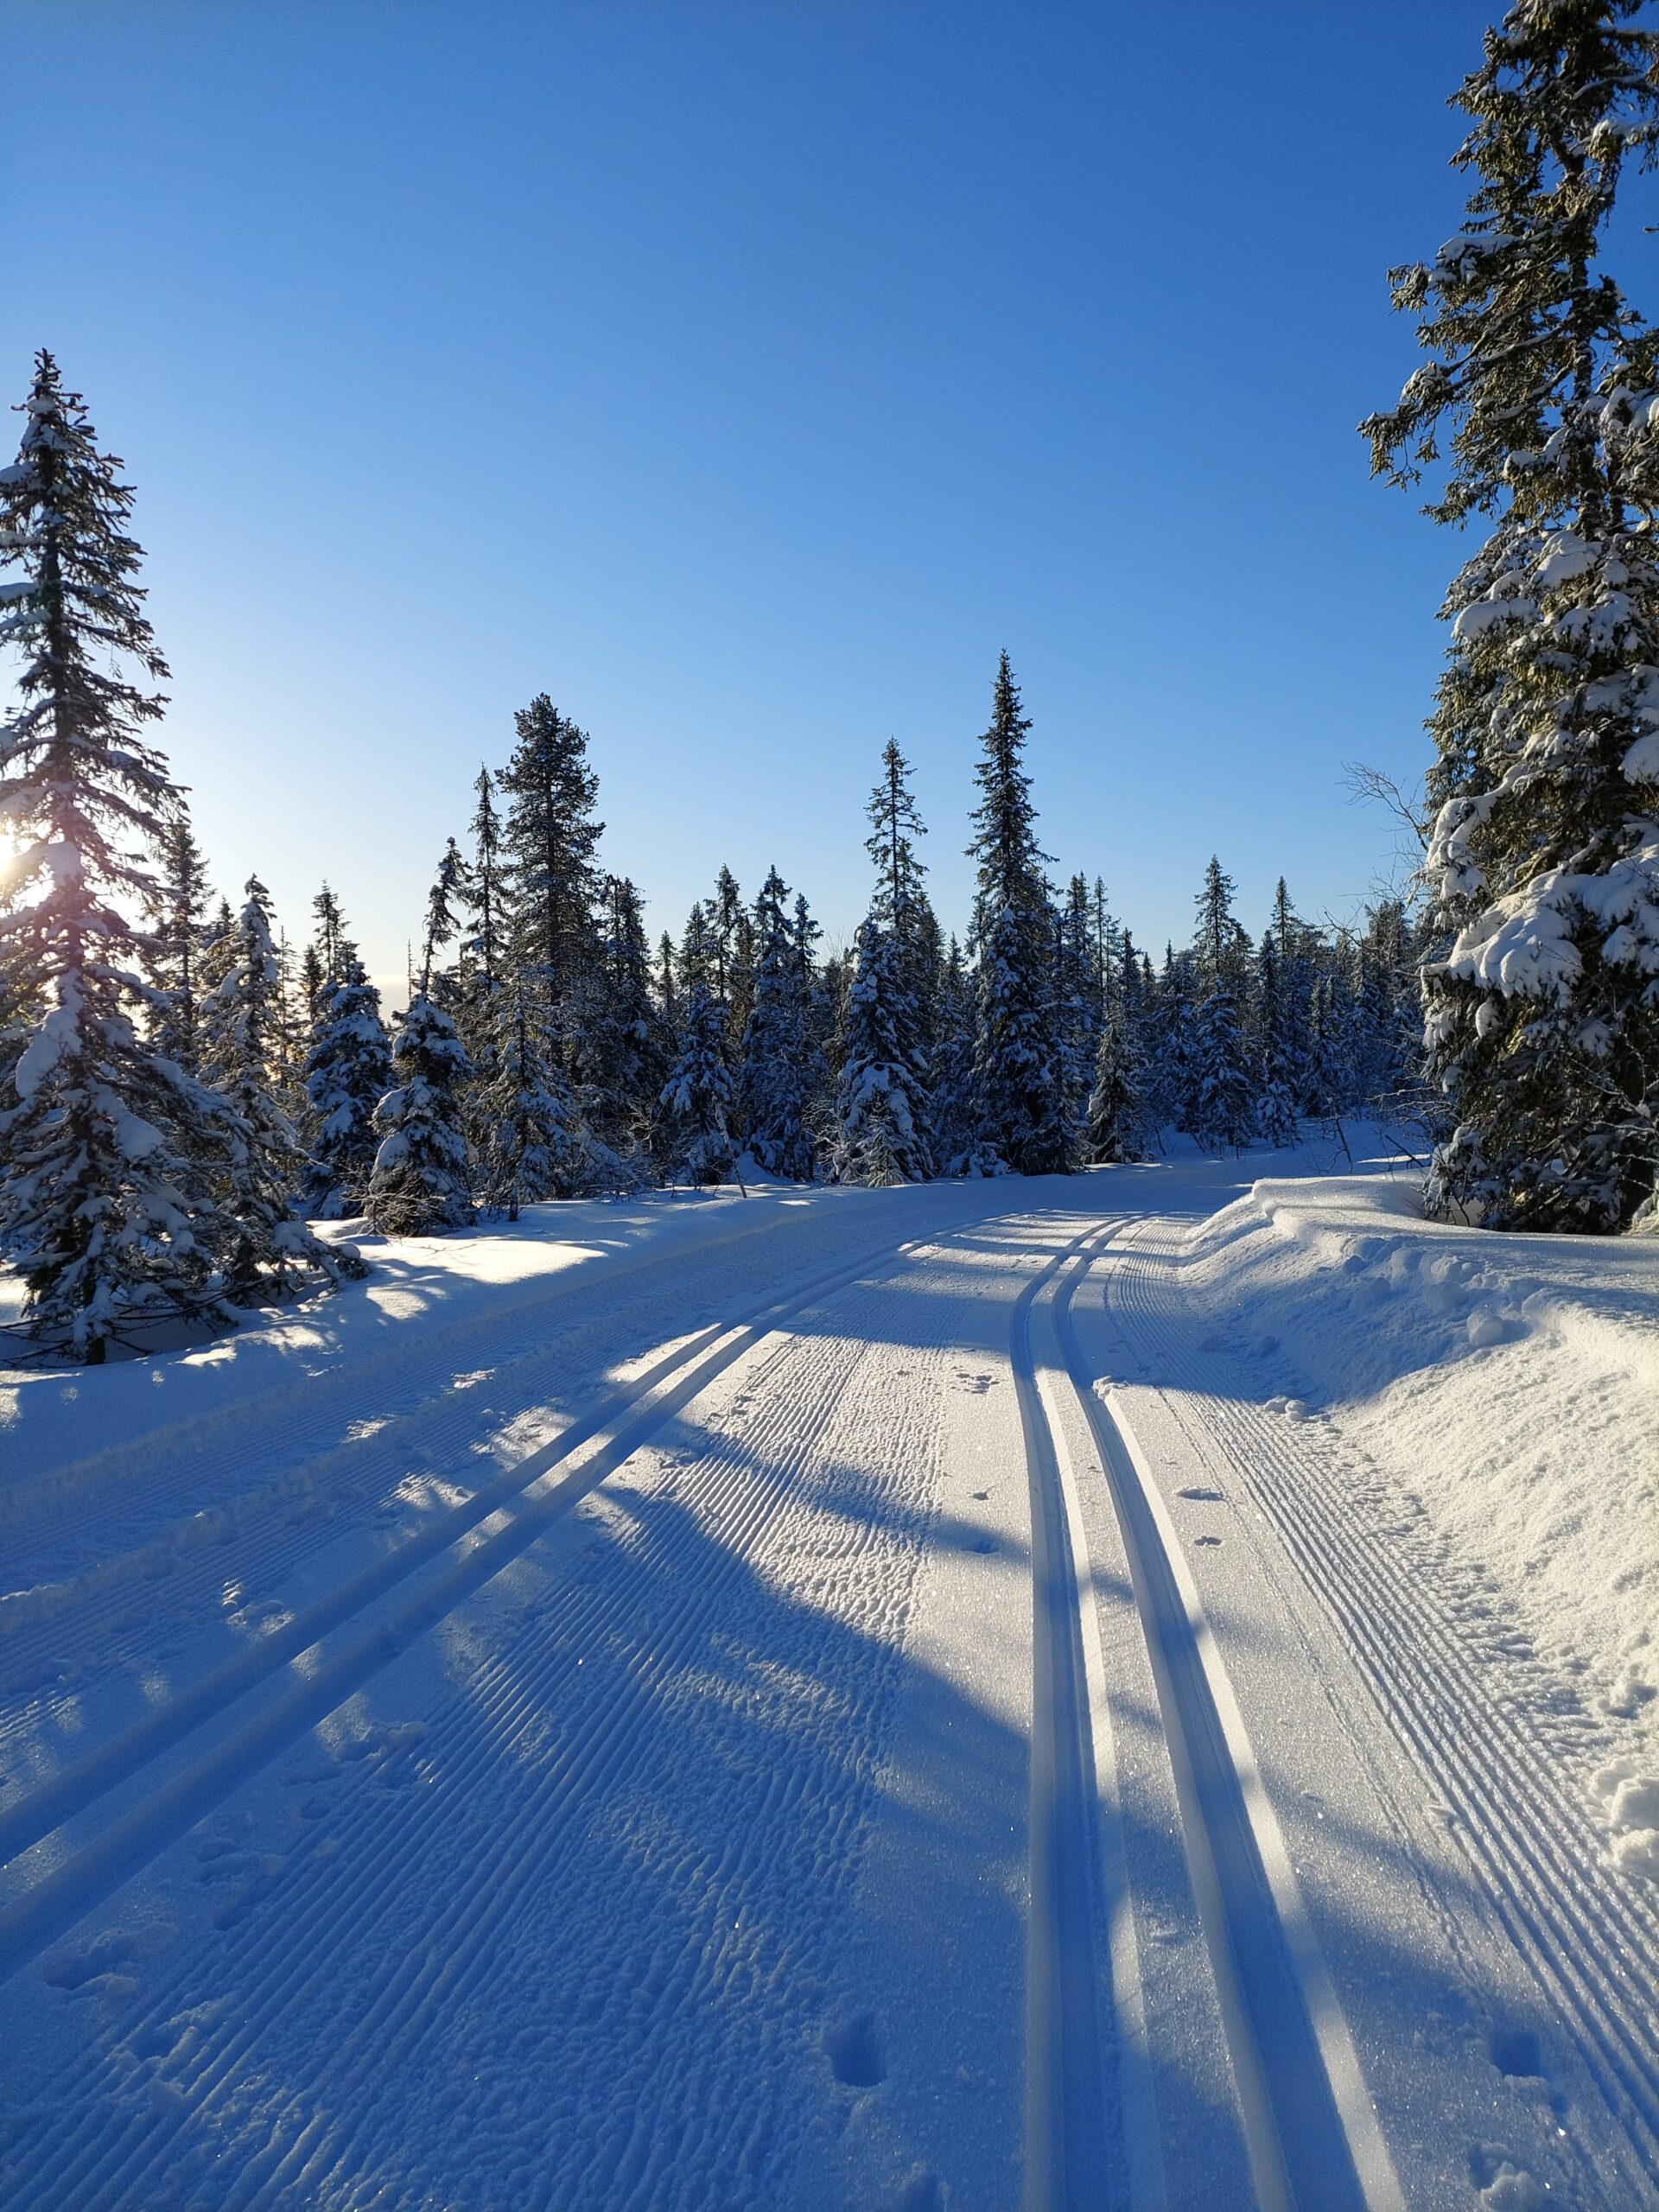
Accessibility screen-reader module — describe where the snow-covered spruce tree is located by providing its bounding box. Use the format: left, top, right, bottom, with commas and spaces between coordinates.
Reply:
203, 876, 364, 1299
741, 865, 819, 1179
475, 976, 587, 1217
659, 979, 735, 1185
1054, 875, 1097, 1155
1250, 931, 1302, 1147
831, 917, 935, 1184
366, 849, 474, 1236
1358, 899, 1429, 1111
271, 928, 308, 1122
861, 738, 938, 1154
1308, 945, 1361, 1120
709, 863, 750, 1067
1086, 933, 1154, 1162
499, 694, 603, 1063
454, 765, 506, 1160
0, 352, 245, 1358
1138, 945, 1188, 1138
584, 873, 668, 1168
144, 807, 213, 1077
1267, 877, 1318, 1117
931, 934, 984, 1171
301, 917, 391, 1217
1183, 858, 1256, 1154
792, 893, 836, 1134
967, 654, 1071, 1174
1363, 0, 1659, 1230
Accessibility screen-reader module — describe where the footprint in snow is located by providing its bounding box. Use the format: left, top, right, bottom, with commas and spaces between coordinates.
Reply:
823, 2010, 887, 2088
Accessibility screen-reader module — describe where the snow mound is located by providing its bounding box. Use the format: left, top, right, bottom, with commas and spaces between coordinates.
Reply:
1185, 1171, 1659, 1827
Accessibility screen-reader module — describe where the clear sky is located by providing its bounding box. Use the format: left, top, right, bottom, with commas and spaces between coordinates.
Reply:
6, 2, 1517, 995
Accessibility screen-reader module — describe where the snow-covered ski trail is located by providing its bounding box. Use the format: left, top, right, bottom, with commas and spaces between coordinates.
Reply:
0, 1205, 1043, 2210
6, 1169, 1652, 2210
0, 1198, 1007, 1984
1011, 1219, 1122, 2212
1103, 1215, 1659, 2205
1055, 1230, 1402, 2212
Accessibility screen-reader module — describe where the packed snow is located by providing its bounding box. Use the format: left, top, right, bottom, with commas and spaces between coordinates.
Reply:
1, 1140, 1656, 2209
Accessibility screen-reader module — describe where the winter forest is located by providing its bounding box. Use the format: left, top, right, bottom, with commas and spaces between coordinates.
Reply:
0, 351, 1429, 1360
0, 0, 1656, 1372
4, 11, 1659, 2212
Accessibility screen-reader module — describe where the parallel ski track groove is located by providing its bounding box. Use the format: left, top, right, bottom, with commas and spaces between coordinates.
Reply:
1057, 1230, 1383, 2212
0, 1199, 989, 1878
0, 1199, 839, 1552
1106, 1228, 1659, 2191
29, 1321, 874, 2211
0, 1201, 974, 1748
2, 1236, 963, 2211
1010, 1217, 1119, 2212
235, 1316, 897, 2212
0, 1294, 728, 1748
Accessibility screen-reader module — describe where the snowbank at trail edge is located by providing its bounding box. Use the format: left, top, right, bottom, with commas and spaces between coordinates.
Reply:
0, 1181, 865, 1499
1183, 1170, 1659, 1881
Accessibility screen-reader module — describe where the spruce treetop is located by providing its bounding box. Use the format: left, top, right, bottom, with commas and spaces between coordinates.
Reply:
866, 738, 928, 936
1363, 2, 1657, 527
967, 652, 1050, 918
0, 350, 175, 937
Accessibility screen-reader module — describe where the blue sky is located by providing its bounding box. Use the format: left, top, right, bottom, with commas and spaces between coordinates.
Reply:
6, 2, 1515, 992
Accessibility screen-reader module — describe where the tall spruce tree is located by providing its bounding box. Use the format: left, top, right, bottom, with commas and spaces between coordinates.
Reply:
588, 874, 668, 1160
1183, 858, 1256, 1154
475, 974, 586, 1216
1086, 932, 1154, 1162
931, 934, 985, 1172
659, 980, 736, 1186
145, 809, 213, 1077
832, 918, 934, 1184
366, 849, 474, 1236
1054, 875, 1097, 1154
499, 694, 603, 1065
1363, 1, 1659, 1230
0, 353, 241, 1357
863, 739, 938, 1139
301, 896, 391, 1219
741, 865, 819, 1179
967, 653, 1071, 1174
204, 877, 365, 1298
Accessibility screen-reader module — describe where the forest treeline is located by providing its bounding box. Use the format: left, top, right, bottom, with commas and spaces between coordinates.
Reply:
3, 3, 1657, 1361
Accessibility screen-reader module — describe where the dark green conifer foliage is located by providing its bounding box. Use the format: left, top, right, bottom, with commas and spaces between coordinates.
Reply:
659, 980, 735, 1186
302, 891, 391, 1220
205, 877, 365, 1297
741, 866, 819, 1179
1363, 0, 1659, 1230
499, 695, 603, 1062
588, 874, 669, 1158
1183, 859, 1256, 1154
967, 653, 1071, 1174
146, 810, 213, 1077
0, 353, 240, 1357
1087, 931, 1154, 1163
366, 849, 474, 1236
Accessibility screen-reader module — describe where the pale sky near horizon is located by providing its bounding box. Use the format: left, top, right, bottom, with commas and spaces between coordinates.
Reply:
4, 1, 1579, 999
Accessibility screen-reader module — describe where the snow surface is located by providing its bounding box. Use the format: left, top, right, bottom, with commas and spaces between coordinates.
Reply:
1, 1141, 1655, 2209
1179, 1169, 1659, 1810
